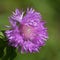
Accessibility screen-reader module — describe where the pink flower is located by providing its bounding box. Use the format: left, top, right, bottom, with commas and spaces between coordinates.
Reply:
5, 8, 48, 53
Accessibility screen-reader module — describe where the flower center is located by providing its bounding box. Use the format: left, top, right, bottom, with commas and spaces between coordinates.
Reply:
21, 25, 36, 40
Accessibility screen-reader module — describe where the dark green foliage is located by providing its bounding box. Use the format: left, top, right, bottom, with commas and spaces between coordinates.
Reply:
0, 31, 17, 60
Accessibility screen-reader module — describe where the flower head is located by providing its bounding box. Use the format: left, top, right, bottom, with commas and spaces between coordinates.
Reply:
5, 8, 48, 53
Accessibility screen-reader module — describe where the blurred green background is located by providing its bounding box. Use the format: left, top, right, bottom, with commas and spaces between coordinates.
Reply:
0, 0, 60, 60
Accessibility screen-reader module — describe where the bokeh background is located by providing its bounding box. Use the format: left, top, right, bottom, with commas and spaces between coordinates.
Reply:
0, 0, 60, 60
